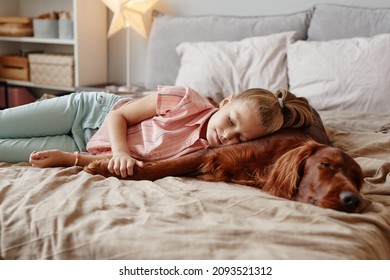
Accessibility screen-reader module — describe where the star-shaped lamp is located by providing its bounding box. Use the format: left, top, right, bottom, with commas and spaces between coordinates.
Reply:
101, 0, 160, 91
102, 0, 159, 38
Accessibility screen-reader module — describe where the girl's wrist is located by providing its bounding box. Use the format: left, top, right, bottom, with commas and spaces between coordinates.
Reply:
64, 151, 77, 167
112, 150, 129, 157
73, 152, 80, 166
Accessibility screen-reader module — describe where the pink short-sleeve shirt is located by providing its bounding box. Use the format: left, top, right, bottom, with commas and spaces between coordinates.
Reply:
86, 86, 218, 161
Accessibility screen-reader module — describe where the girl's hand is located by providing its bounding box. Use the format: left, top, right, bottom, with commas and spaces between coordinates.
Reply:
29, 150, 74, 168
108, 152, 144, 178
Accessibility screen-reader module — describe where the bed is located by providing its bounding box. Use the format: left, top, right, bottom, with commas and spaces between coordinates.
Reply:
1, 4, 390, 260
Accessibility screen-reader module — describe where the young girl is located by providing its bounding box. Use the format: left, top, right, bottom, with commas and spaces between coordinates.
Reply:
0, 86, 313, 177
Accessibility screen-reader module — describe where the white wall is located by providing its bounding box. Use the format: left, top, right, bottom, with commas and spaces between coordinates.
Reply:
107, 0, 390, 87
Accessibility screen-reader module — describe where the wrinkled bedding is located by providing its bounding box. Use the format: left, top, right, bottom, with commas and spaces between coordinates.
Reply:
1, 110, 389, 259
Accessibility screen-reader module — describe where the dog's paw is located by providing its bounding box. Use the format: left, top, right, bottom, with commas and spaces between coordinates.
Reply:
84, 159, 113, 177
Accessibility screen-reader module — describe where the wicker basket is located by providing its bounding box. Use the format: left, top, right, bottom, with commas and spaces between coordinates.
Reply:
28, 53, 74, 87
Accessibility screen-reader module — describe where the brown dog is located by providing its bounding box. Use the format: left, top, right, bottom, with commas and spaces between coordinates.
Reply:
85, 110, 363, 213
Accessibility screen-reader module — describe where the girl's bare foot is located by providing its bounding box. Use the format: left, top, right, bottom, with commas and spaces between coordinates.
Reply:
29, 150, 74, 168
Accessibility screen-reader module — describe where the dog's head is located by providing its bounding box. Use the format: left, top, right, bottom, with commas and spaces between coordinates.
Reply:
263, 140, 364, 213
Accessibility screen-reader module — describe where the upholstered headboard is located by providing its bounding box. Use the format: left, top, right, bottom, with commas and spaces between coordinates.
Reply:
143, 4, 390, 113
144, 10, 311, 89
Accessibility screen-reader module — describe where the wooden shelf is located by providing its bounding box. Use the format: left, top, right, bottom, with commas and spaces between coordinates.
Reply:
0, 77, 75, 92
0, 36, 74, 45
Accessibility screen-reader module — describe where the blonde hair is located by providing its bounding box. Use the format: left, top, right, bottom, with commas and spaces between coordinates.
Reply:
231, 88, 313, 135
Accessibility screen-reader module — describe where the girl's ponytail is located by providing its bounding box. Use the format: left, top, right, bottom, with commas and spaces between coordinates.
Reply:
232, 88, 314, 137
276, 89, 313, 129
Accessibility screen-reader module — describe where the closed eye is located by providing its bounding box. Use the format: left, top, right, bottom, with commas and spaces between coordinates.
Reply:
228, 116, 235, 126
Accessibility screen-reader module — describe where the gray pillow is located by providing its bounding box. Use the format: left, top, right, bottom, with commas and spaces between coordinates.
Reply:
144, 11, 311, 90
308, 4, 390, 41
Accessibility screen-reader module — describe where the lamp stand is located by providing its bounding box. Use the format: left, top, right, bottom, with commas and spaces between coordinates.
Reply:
117, 28, 138, 92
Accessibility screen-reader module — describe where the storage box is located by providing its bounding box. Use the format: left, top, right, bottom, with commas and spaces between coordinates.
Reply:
33, 19, 58, 38
0, 16, 33, 36
0, 55, 29, 81
28, 53, 74, 87
0, 86, 36, 108
59, 19, 73, 39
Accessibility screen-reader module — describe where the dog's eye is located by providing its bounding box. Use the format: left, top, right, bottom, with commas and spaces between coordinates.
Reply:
321, 161, 331, 168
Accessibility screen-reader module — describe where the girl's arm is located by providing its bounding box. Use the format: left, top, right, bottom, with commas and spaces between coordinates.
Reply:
29, 92, 158, 173
29, 150, 109, 168
106, 91, 158, 177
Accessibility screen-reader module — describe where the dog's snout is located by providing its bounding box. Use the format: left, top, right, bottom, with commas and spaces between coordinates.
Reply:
339, 191, 361, 212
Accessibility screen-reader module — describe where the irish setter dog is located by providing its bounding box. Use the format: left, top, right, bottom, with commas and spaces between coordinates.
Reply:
85, 110, 364, 213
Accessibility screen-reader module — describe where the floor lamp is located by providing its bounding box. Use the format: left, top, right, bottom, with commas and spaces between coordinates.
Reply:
101, 0, 159, 92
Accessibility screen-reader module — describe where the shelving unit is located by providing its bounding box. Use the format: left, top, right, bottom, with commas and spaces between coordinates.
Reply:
0, 36, 74, 45
0, 0, 108, 93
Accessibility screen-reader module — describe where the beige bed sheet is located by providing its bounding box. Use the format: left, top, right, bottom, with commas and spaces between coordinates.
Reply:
1, 110, 389, 259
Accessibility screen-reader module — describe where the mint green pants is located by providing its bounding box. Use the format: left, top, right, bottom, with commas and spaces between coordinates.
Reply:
0, 91, 122, 163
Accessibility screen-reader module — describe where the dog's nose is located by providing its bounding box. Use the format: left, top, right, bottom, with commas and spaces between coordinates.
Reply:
339, 191, 361, 212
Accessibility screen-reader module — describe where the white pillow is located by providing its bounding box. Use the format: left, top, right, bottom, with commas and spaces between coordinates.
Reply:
287, 34, 390, 113
174, 32, 297, 102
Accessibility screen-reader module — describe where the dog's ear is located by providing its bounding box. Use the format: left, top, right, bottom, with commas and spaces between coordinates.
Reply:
262, 141, 323, 200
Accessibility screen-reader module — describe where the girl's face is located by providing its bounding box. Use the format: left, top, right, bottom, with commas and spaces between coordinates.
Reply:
206, 98, 266, 148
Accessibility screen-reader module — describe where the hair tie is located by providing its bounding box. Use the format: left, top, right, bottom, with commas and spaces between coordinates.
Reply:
278, 97, 284, 109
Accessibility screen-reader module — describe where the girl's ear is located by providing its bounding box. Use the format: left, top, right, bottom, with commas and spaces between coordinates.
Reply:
219, 94, 233, 108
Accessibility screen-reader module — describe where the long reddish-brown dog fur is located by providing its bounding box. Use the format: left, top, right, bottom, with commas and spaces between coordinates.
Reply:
85, 110, 364, 213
